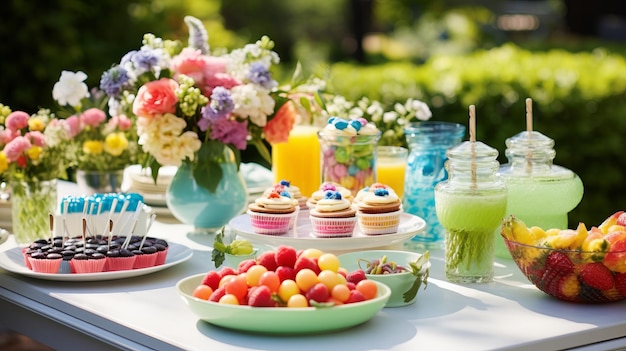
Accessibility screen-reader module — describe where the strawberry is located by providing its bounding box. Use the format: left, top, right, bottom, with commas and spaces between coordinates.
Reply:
538, 251, 574, 297
614, 273, 626, 297
294, 256, 320, 274
346, 269, 367, 285
219, 266, 237, 278
256, 251, 278, 271
579, 263, 614, 291
201, 270, 222, 291
275, 245, 297, 268
248, 285, 275, 307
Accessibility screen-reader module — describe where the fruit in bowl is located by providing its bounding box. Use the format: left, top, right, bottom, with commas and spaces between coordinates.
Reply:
501, 212, 626, 303
177, 245, 391, 333
338, 250, 430, 307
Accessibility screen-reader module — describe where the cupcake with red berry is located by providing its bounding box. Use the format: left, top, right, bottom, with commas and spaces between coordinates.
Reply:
266, 180, 308, 209
248, 190, 299, 235
306, 182, 353, 209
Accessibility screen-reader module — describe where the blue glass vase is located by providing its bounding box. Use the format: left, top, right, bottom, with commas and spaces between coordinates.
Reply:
166, 149, 248, 234
403, 121, 465, 250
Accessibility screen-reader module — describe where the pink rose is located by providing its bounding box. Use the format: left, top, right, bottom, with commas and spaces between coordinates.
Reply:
202, 56, 240, 95
109, 114, 132, 131
0, 129, 19, 144
3, 136, 31, 161
80, 108, 106, 127
132, 78, 179, 118
263, 100, 298, 145
171, 48, 208, 86
26, 131, 46, 147
5, 111, 30, 131
64, 115, 81, 138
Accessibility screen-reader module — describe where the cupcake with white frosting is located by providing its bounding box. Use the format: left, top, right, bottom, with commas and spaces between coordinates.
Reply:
309, 190, 357, 238
247, 190, 299, 235
356, 187, 402, 235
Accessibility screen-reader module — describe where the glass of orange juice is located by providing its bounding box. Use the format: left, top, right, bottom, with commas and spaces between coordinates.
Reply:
271, 125, 321, 198
376, 146, 408, 198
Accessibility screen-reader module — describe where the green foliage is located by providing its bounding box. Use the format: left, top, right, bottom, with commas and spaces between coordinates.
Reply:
327, 43, 626, 227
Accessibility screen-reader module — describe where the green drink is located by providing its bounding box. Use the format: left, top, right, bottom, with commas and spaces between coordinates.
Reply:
495, 130, 584, 258
436, 191, 507, 282
434, 135, 507, 283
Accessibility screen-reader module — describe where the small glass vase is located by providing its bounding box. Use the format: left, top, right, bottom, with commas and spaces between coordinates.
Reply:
166, 149, 248, 234
75, 169, 124, 195
10, 179, 58, 246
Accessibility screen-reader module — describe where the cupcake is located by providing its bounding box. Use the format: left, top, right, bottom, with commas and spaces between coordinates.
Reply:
247, 190, 299, 235
152, 239, 169, 265
309, 190, 357, 238
266, 180, 308, 209
307, 182, 353, 209
104, 247, 136, 271
131, 246, 158, 269
27, 251, 63, 274
71, 252, 106, 273
356, 187, 403, 235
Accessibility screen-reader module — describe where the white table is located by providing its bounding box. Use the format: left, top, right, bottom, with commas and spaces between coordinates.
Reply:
1, 217, 626, 351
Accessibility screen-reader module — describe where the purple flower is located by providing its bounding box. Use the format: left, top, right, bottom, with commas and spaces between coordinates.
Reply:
199, 87, 234, 131
248, 62, 275, 89
126, 50, 159, 73
99, 66, 130, 97
184, 16, 209, 54
209, 118, 248, 150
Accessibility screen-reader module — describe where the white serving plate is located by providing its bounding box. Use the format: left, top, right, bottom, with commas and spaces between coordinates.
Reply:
229, 211, 425, 251
0, 242, 192, 282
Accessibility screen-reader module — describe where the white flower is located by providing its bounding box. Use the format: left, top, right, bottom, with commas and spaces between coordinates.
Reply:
52, 71, 89, 107
231, 84, 275, 127
383, 111, 399, 123
408, 99, 432, 121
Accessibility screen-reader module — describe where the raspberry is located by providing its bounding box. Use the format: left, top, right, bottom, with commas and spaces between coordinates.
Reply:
580, 263, 614, 291
237, 259, 256, 273
248, 285, 275, 307
294, 256, 320, 274
346, 269, 367, 285
306, 283, 330, 304
275, 245, 297, 268
275, 265, 296, 282
219, 266, 237, 277
256, 251, 278, 271
345, 289, 366, 304
208, 286, 226, 302
201, 270, 222, 291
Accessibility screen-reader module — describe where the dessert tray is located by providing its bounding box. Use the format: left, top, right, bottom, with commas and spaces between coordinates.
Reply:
229, 210, 426, 251
0, 242, 192, 282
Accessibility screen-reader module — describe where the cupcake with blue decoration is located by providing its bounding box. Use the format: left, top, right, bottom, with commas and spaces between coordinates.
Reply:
309, 190, 357, 238
356, 186, 402, 235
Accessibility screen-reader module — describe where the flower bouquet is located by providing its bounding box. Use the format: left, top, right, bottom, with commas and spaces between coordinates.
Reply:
100, 16, 289, 195
0, 104, 71, 244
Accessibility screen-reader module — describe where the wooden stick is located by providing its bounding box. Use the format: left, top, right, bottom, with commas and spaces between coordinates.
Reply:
469, 105, 477, 190
525, 98, 533, 133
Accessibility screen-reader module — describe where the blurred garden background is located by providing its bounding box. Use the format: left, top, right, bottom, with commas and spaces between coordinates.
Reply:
1, 0, 626, 227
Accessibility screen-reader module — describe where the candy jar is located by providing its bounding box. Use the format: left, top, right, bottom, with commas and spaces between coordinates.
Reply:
495, 99, 584, 258
402, 121, 465, 250
435, 106, 507, 283
318, 117, 381, 196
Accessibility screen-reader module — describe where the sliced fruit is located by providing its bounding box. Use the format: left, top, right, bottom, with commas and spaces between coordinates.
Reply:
598, 211, 624, 234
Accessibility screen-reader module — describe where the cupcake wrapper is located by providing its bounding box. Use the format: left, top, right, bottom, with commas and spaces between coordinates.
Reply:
104, 256, 136, 272
133, 253, 158, 269
248, 210, 297, 235
28, 258, 62, 274
72, 259, 106, 274
309, 216, 356, 238
155, 248, 169, 266
357, 210, 401, 235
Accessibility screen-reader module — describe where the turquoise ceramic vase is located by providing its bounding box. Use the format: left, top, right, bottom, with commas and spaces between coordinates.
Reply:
166, 149, 248, 234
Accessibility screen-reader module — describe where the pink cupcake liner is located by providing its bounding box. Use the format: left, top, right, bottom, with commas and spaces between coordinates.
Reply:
133, 253, 157, 269
104, 256, 136, 272
71, 259, 106, 274
155, 248, 169, 266
28, 257, 62, 274
309, 216, 356, 238
248, 210, 297, 235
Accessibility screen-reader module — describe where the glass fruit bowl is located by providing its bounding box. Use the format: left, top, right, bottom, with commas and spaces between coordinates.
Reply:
503, 237, 626, 303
